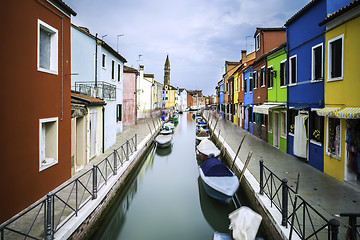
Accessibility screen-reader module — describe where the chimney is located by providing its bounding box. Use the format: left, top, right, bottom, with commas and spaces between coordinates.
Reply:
241, 50, 247, 62
139, 65, 144, 81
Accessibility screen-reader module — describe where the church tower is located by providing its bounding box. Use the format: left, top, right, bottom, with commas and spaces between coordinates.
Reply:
164, 55, 170, 87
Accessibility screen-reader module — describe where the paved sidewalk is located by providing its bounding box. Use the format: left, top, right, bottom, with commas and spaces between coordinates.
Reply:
205, 110, 360, 238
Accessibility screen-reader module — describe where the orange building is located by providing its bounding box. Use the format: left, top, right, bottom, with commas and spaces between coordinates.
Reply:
0, 0, 76, 223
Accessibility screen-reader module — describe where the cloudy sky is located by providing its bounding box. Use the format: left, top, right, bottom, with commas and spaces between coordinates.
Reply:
69, 0, 309, 96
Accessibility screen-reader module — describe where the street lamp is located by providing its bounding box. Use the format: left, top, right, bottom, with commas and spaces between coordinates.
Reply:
117, 34, 124, 52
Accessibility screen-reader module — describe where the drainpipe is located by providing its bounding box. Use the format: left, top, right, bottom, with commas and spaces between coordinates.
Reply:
286, 27, 290, 154
102, 106, 105, 153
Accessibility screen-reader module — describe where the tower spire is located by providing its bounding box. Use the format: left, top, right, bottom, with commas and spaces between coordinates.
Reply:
164, 54, 170, 86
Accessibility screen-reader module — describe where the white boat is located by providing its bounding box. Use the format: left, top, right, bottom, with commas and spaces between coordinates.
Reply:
160, 129, 172, 135
199, 157, 239, 204
229, 207, 262, 240
155, 134, 173, 148
196, 138, 221, 161
164, 122, 174, 130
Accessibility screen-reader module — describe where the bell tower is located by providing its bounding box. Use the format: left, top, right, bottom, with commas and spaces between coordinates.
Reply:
164, 54, 170, 87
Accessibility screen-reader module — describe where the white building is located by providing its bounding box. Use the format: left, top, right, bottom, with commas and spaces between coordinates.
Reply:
179, 89, 187, 112
137, 65, 154, 118
71, 24, 126, 151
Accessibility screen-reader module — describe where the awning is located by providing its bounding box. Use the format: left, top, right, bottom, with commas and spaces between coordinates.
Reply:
334, 107, 360, 119
253, 103, 285, 115
316, 107, 342, 117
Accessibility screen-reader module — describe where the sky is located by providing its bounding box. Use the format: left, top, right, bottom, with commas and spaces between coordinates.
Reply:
69, 0, 310, 96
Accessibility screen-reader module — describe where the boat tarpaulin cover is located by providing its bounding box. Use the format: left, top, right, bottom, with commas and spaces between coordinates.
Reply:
200, 158, 232, 177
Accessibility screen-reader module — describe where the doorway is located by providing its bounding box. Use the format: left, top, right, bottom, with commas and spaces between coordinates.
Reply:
273, 112, 279, 148
345, 119, 360, 188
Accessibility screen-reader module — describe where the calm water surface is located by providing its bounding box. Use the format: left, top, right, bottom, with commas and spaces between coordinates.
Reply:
90, 113, 239, 240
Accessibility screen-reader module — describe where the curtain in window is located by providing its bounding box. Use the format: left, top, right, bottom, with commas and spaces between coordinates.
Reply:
293, 114, 308, 158
40, 28, 51, 69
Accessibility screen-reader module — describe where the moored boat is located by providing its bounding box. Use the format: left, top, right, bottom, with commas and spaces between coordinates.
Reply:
196, 138, 220, 162
199, 157, 239, 204
155, 134, 173, 148
196, 129, 210, 145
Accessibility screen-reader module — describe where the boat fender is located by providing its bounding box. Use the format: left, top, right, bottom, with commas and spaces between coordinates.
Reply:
208, 153, 215, 159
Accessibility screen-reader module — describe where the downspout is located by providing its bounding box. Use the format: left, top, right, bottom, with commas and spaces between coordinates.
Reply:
286, 26, 290, 154
102, 106, 105, 153
135, 73, 138, 125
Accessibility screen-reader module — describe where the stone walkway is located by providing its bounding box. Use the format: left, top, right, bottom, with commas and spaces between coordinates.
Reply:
204, 110, 360, 239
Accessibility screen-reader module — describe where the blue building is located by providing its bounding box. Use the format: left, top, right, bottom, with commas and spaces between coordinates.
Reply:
285, 0, 327, 171
243, 66, 254, 134
218, 79, 225, 118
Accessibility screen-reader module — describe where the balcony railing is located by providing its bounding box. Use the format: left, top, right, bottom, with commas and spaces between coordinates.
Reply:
74, 81, 116, 101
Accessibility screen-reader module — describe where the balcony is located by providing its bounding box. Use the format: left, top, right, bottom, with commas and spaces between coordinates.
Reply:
74, 81, 116, 101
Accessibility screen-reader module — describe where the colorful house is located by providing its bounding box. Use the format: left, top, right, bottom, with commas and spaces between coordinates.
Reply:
252, 27, 286, 142
137, 66, 154, 117
243, 65, 254, 133
318, 0, 360, 186
285, 0, 326, 171
1, 0, 76, 223
153, 80, 164, 110
71, 24, 127, 151
123, 66, 138, 126
223, 61, 241, 121
265, 44, 287, 153
71, 92, 105, 175
217, 79, 225, 117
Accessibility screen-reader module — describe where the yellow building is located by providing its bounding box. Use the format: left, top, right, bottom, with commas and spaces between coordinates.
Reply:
317, 3, 360, 186
164, 85, 176, 109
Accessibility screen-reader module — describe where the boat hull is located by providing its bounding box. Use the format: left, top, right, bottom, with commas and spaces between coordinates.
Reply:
157, 141, 172, 148
200, 175, 233, 204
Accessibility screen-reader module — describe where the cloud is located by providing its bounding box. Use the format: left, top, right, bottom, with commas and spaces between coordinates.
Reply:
70, 0, 310, 95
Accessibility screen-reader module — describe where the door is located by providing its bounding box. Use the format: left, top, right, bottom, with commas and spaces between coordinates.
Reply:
273, 112, 279, 148
75, 117, 85, 172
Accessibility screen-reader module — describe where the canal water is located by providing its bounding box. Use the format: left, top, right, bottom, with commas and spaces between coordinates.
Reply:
89, 113, 260, 240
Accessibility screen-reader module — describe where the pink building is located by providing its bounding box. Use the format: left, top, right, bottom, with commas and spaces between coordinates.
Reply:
123, 66, 138, 126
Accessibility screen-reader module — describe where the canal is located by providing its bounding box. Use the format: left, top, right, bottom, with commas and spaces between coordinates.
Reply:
89, 112, 263, 240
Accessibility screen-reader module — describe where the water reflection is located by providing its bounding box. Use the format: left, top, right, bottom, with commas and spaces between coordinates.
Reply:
155, 145, 172, 156
197, 177, 234, 233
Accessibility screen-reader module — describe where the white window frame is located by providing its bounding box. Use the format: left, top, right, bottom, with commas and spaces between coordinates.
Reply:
327, 34, 344, 82
254, 71, 258, 89
255, 33, 260, 51
280, 59, 287, 88
37, 19, 58, 75
111, 59, 115, 81
118, 63, 122, 82
311, 43, 323, 82
260, 66, 266, 87
39, 117, 59, 171
241, 74, 244, 91
325, 117, 341, 160
280, 111, 287, 138
102, 53, 107, 69
289, 55, 297, 86
267, 65, 273, 89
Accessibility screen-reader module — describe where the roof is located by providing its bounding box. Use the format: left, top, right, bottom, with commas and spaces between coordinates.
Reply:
50, 0, 77, 16
253, 27, 286, 37
225, 61, 240, 65
285, 0, 321, 26
71, 24, 127, 63
71, 92, 106, 106
123, 65, 138, 74
253, 42, 287, 65
144, 73, 154, 78
165, 55, 170, 67
319, 0, 360, 26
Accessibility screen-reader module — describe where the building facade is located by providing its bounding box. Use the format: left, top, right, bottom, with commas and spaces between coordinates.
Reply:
123, 66, 138, 126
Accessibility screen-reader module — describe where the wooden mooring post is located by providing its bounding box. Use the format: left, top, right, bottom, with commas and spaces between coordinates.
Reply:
231, 134, 246, 170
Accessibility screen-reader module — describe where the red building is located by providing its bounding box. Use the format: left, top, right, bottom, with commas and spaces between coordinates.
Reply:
0, 0, 76, 223
123, 66, 138, 126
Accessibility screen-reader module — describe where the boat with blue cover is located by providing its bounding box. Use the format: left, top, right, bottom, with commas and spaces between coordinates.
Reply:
199, 157, 239, 204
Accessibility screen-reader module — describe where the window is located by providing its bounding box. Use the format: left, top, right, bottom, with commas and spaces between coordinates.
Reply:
241, 74, 244, 91
118, 64, 121, 82
268, 112, 272, 133
328, 34, 343, 81
38, 19, 58, 74
312, 43, 323, 81
244, 78, 247, 93
290, 55, 297, 85
237, 75, 240, 92
326, 117, 341, 158
102, 54, 106, 68
288, 109, 297, 135
39, 117, 58, 171
116, 104, 122, 122
309, 111, 323, 144
111, 60, 115, 80
260, 67, 266, 86
280, 60, 286, 87
267, 66, 273, 88
254, 71, 258, 89
249, 107, 253, 122
281, 111, 286, 138
250, 77, 254, 92
255, 33, 260, 51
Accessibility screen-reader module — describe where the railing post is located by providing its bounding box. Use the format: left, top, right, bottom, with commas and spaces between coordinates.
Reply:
46, 192, 53, 240
281, 178, 288, 227
113, 150, 117, 175
93, 164, 98, 199
135, 134, 137, 151
329, 219, 339, 240
126, 140, 129, 161
259, 159, 264, 195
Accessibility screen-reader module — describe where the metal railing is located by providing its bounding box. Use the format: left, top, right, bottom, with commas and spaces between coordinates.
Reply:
340, 213, 360, 240
74, 81, 116, 100
0, 135, 137, 240
259, 160, 340, 240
